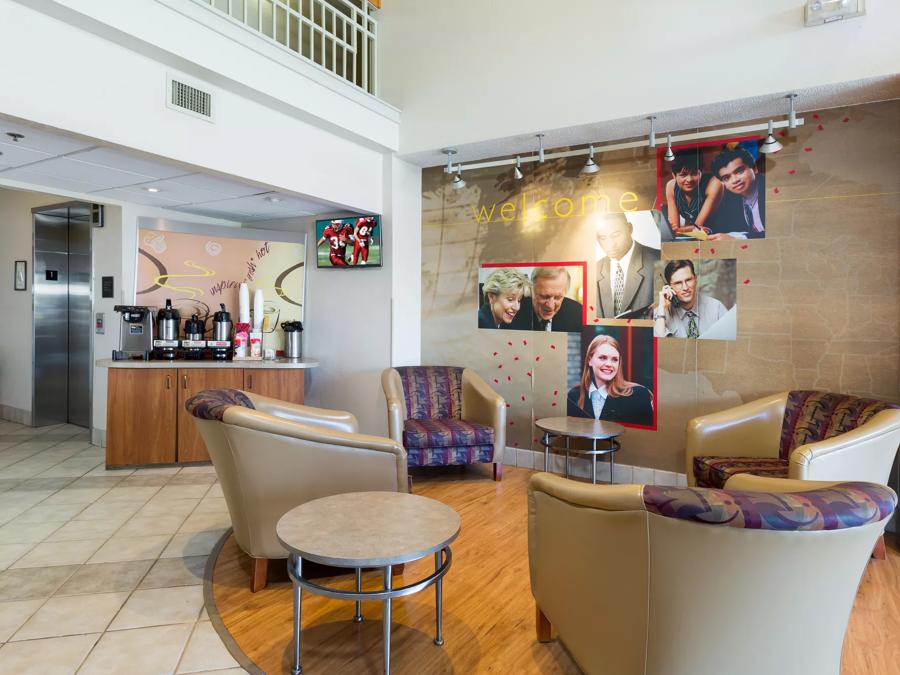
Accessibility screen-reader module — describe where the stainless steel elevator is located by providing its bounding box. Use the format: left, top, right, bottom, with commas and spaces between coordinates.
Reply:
32, 203, 94, 428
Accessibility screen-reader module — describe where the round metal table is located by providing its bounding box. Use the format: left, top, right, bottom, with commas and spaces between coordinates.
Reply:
276, 491, 461, 675
535, 417, 625, 484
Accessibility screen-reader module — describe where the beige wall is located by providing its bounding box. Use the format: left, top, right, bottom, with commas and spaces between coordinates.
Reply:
420, 100, 900, 472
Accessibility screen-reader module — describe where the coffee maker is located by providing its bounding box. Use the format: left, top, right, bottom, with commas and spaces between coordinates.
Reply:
209, 303, 233, 361
152, 299, 180, 360
112, 305, 154, 360
182, 314, 206, 360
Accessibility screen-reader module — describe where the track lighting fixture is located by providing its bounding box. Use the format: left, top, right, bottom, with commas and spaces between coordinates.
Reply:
536, 134, 545, 163
786, 93, 799, 129
759, 120, 783, 154
580, 145, 599, 175
663, 134, 675, 162
647, 116, 657, 149
513, 156, 524, 180
5, 132, 24, 142
442, 148, 457, 174
450, 165, 466, 190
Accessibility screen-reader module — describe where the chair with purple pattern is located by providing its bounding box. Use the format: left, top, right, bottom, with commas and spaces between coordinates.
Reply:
528, 471, 896, 675
382, 366, 506, 481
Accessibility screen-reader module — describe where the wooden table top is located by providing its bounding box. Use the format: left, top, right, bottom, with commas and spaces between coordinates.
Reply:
535, 416, 625, 440
276, 491, 460, 567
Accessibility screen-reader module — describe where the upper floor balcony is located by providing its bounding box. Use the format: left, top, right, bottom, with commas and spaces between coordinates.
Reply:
197, 0, 378, 94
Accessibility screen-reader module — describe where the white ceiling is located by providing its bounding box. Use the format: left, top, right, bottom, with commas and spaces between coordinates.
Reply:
404, 74, 900, 168
0, 118, 344, 222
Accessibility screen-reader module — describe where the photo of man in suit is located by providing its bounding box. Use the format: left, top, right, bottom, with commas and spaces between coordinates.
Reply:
710, 146, 766, 239
595, 212, 660, 319
509, 266, 584, 332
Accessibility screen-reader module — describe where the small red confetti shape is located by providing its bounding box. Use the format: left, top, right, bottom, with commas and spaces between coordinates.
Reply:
710, 248, 716, 255
804, 147, 813, 152
778, 130, 787, 138
526, 371, 532, 377
492, 351, 498, 356
626, 319, 632, 325
513, 441, 519, 447
589, 305, 595, 311
842, 117, 850, 123
553, 389, 558, 396
493, 379, 499, 384
551, 402, 557, 407
505, 403, 511, 408
513, 356, 519, 361
550, 344, 556, 350
743, 279, 751, 285
773, 187, 780, 194
506, 375, 511, 381
535, 356, 541, 362
816, 124, 824, 131
509, 421, 515, 426
813, 113, 820, 119
788, 169, 796, 175
533, 437, 538, 443
740, 243, 749, 250
693, 247, 700, 254
593, 318, 600, 324
522, 339, 528, 346
520, 395, 526, 401
498, 364, 503, 369
507, 341, 512, 346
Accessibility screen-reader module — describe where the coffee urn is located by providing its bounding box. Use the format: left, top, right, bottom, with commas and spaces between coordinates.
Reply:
153, 299, 180, 360
182, 314, 206, 360
282, 321, 303, 359
210, 303, 233, 361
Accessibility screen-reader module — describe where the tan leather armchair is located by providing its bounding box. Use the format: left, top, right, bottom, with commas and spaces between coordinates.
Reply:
187, 389, 408, 591
686, 390, 900, 488
528, 472, 896, 675
382, 366, 506, 480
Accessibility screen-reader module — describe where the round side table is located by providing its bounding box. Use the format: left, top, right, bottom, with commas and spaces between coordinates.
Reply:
276, 491, 461, 675
535, 417, 625, 484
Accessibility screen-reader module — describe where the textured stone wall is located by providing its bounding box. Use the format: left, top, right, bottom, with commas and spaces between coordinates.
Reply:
420, 100, 899, 472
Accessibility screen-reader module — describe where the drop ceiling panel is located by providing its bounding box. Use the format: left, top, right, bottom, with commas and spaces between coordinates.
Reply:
169, 204, 256, 220
0, 120, 94, 155
71, 148, 191, 180
133, 177, 234, 204
13, 157, 155, 188
91, 187, 188, 208
0, 142, 53, 168
172, 173, 265, 198
0, 168, 107, 194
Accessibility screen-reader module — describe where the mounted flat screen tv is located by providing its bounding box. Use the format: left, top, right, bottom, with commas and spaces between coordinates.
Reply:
315, 215, 382, 268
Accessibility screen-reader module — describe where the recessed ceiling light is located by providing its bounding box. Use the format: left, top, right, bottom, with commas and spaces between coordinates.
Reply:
144, 187, 161, 193
5, 132, 24, 142
265, 195, 282, 203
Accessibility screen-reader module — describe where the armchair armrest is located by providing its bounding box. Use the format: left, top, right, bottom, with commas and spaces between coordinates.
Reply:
528, 472, 645, 511
381, 368, 406, 444
244, 392, 359, 433
724, 474, 840, 493
461, 368, 506, 453
685, 391, 788, 485
789, 409, 900, 483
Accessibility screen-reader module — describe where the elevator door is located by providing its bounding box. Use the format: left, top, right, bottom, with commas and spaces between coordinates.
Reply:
32, 204, 92, 428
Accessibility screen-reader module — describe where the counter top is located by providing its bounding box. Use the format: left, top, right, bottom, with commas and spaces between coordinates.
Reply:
96, 357, 319, 369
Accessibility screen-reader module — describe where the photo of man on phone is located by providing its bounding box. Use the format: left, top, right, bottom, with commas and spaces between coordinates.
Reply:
653, 259, 728, 339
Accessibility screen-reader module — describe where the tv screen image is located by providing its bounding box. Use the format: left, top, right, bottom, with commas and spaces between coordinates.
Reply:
315, 215, 382, 268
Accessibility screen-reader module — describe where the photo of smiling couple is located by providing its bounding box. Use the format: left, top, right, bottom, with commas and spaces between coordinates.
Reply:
476, 264, 585, 332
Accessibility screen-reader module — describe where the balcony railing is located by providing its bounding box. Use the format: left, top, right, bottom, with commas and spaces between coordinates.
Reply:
198, 0, 377, 94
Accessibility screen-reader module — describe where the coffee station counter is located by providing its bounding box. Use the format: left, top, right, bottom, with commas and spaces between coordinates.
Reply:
97, 358, 318, 468
96, 357, 319, 369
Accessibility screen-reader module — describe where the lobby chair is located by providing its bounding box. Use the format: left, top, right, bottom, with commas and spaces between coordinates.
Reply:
186, 388, 408, 592
528, 472, 896, 675
382, 366, 506, 481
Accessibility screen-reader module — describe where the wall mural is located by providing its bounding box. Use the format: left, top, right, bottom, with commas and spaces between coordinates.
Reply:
137, 228, 305, 353
423, 103, 900, 472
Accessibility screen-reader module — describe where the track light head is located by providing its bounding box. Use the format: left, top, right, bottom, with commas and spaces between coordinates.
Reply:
663, 134, 675, 162
536, 134, 545, 163
647, 116, 657, 149
759, 120, 783, 154
580, 145, 599, 175
450, 165, 466, 190
441, 148, 458, 174
513, 156, 524, 181
786, 93, 799, 129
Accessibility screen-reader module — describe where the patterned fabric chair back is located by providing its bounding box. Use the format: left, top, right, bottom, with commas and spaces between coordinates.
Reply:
779, 390, 899, 460
185, 389, 255, 421
395, 366, 464, 421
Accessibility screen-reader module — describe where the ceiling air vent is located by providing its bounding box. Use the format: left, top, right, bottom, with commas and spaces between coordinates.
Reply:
166, 75, 213, 121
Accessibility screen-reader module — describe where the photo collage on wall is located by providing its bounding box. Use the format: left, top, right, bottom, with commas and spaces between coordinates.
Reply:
471, 135, 762, 431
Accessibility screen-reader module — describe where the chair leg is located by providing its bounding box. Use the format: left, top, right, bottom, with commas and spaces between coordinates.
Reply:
250, 557, 268, 592
872, 533, 887, 560
536, 606, 552, 642
493, 462, 503, 482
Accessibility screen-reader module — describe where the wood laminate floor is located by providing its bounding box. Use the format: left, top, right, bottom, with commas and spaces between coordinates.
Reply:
207, 465, 900, 674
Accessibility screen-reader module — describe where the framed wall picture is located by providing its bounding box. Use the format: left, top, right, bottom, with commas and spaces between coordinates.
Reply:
14, 260, 26, 291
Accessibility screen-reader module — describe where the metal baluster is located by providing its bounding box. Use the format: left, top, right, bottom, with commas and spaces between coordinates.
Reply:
383, 565, 392, 674
434, 550, 444, 646
354, 567, 363, 623
292, 554, 303, 675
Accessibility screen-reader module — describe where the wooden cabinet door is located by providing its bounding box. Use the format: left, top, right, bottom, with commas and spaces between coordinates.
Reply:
177, 368, 244, 463
243, 369, 305, 405
107, 369, 177, 467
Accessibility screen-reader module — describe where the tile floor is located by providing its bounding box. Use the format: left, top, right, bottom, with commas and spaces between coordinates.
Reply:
0, 421, 247, 675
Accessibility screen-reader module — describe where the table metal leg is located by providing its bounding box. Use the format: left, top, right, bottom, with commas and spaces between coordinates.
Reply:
591, 439, 597, 484
383, 565, 392, 674
609, 440, 616, 485
564, 436, 570, 478
543, 431, 550, 471
354, 568, 363, 623
292, 555, 303, 675
434, 550, 444, 646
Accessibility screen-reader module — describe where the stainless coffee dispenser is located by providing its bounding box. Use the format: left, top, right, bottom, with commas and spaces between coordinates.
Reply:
182, 314, 206, 360
282, 320, 303, 359
112, 305, 154, 360
209, 303, 232, 361
153, 299, 180, 360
